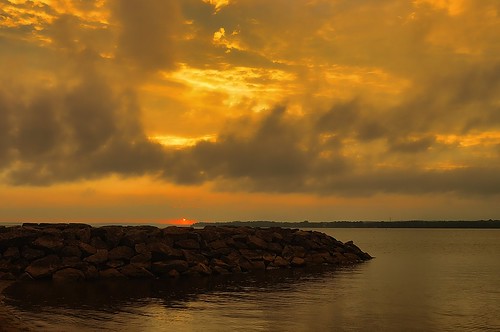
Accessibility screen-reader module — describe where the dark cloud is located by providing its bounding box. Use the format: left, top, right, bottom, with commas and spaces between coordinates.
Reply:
0, 91, 13, 166
155, 103, 500, 196
110, 0, 182, 71
388, 136, 436, 153
313, 167, 500, 196
162, 106, 313, 190
0, 69, 165, 185
1, 0, 500, 201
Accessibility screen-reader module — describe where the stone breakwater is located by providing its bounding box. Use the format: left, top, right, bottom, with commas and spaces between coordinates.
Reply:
0, 224, 371, 281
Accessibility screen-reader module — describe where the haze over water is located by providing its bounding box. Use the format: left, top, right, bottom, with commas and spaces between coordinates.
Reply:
2, 228, 499, 331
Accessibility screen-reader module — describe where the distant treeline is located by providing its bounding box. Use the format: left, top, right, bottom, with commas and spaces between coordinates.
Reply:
193, 220, 500, 229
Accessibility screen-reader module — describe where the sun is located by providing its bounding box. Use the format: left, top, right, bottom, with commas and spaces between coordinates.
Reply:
162, 218, 195, 226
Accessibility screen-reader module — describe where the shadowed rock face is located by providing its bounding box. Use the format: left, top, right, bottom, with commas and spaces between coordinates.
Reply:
0, 224, 371, 281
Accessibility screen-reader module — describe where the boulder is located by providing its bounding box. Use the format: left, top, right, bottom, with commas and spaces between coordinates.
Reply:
130, 254, 151, 268
108, 246, 135, 261
134, 243, 150, 255
3, 247, 20, 260
151, 260, 189, 275
186, 263, 212, 276
282, 245, 306, 259
84, 249, 108, 265
99, 268, 126, 279
175, 239, 200, 250
60, 245, 82, 258
61, 256, 82, 268
79, 263, 99, 280
75, 227, 92, 243
262, 253, 276, 264
267, 242, 283, 254
255, 230, 273, 242
119, 264, 155, 278
52, 268, 86, 281
106, 260, 125, 269
0, 227, 39, 248
291, 256, 305, 267
100, 226, 124, 247
25, 254, 61, 279
247, 235, 268, 250
239, 249, 263, 261
182, 250, 208, 264
238, 257, 265, 271
272, 256, 289, 268
343, 252, 362, 263
163, 226, 193, 237
210, 258, 231, 270
305, 252, 331, 264
148, 242, 184, 260
207, 239, 227, 250
90, 236, 108, 250
78, 242, 97, 256
32, 235, 64, 252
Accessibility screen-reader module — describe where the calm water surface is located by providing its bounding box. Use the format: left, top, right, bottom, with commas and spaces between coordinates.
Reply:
2, 228, 500, 331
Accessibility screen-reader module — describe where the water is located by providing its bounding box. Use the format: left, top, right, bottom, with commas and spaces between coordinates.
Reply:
2, 228, 500, 331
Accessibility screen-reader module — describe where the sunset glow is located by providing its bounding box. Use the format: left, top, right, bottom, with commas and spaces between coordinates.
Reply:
1, 0, 499, 222
164, 218, 196, 226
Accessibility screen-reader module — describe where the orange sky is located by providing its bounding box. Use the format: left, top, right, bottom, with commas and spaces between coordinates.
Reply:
0, 0, 499, 223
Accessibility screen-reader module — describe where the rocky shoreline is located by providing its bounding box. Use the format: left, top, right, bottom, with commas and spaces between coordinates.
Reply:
0, 224, 371, 281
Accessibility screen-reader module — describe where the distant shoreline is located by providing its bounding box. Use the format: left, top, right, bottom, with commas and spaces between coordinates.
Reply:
1, 220, 499, 229
193, 220, 500, 229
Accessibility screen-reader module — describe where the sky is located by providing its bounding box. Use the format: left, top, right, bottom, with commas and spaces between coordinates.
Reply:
0, 0, 499, 224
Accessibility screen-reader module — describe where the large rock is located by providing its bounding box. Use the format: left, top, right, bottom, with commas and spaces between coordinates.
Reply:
119, 264, 155, 278
291, 256, 305, 267
32, 236, 64, 252
207, 239, 227, 250
272, 256, 289, 268
106, 260, 125, 269
163, 226, 193, 237
84, 249, 108, 264
186, 263, 212, 276
99, 268, 126, 279
134, 243, 150, 255
25, 254, 61, 279
21, 246, 45, 261
90, 236, 108, 250
151, 260, 189, 275
100, 226, 124, 247
148, 242, 184, 260
247, 235, 268, 250
0, 227, 39, 248
239, 249, 263, 261
238, 258, 265, 271
3, 247, 20, 260
130, 254, 151, 268
52, 268, 86, 281
78, 242, 97, 256
175, 239, 200, 250
60, 245, 82, 258
108, 246, 135, 260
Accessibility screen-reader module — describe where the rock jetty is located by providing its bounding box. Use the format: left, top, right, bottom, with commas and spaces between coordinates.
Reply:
0, 223, 371, 281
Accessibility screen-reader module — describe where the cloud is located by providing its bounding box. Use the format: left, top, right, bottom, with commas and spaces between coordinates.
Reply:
110, 0, 182, 72
1, 0, 500, 200
0, 67, 165, 185
156, 103, 500, 196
